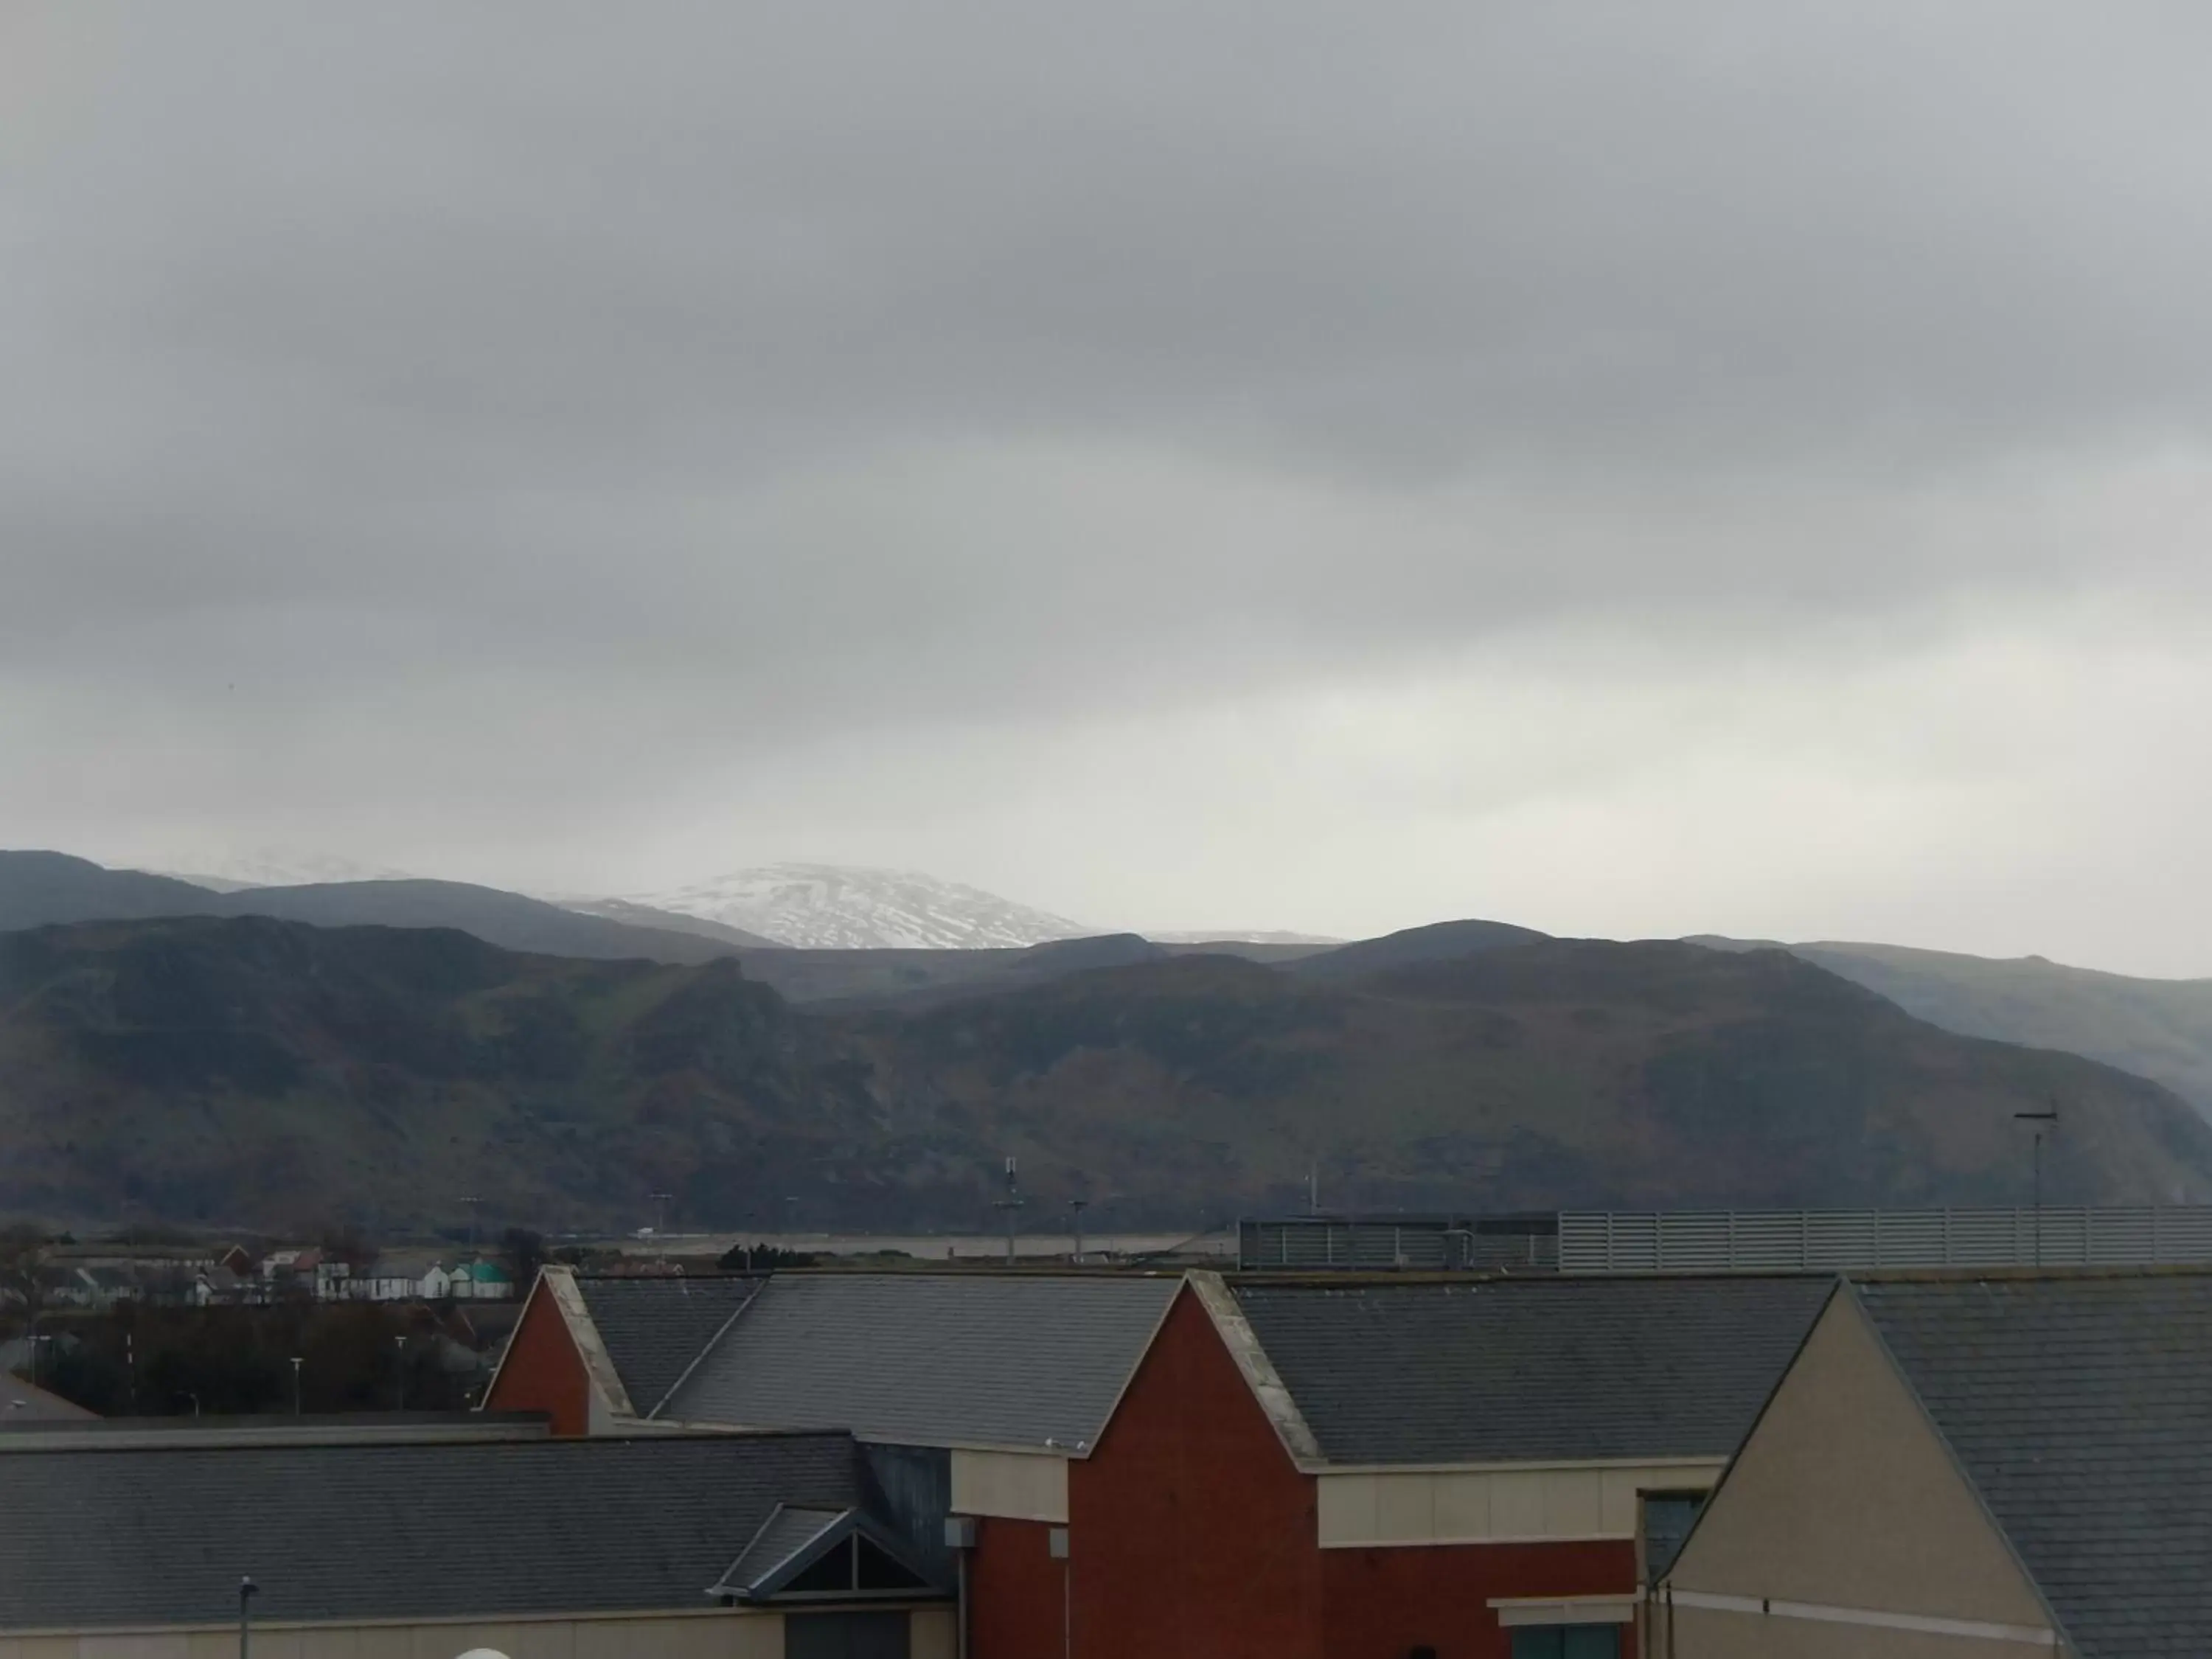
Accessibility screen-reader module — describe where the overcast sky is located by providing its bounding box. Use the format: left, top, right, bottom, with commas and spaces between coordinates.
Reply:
5, 4, 2211, 973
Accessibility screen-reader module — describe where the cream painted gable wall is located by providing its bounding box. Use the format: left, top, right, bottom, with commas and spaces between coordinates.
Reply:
1663, 1291, 2051, 1638
1318, 1461, 1723, 1548
949, 1447, 1069, 1523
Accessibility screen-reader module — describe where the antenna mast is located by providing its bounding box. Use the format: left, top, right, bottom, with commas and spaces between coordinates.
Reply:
993, 1158, 1026, 1265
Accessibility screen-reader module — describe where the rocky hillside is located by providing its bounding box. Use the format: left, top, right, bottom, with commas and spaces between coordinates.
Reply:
0, 852, 762, 965
3, 915, 2207, 1233
1697, 935, 2212, 1116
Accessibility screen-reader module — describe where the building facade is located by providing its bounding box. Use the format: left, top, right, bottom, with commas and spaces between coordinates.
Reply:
0, 1428, 952, 1659
485, 1266, 1828, 1659
1655, 1272, 2212, 1658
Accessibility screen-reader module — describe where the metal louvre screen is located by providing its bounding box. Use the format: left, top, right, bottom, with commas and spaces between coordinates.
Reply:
1558, 1207, 2212, 1273
1237, 1217, 1560, 1271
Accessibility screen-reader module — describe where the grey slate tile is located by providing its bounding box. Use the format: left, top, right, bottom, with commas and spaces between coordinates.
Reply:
1859, 1275, 2212, 1659
1231, 1275, 1832, 1464
0, 1430, 861, 1632
661, 1273, 1180, 1450
576, 1273, 760, 1413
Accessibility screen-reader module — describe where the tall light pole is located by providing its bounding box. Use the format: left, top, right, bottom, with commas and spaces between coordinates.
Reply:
650, 1191, 675, 1239
1068, 1198, 1089, 1265
290, 1357, 303, 1416
237, 1576, 258, 1659
462, 1196, 483, 1252
393, 1335, 407, 1411
993, 1158, 1025, 1265
2015, 1107, 2059, 1265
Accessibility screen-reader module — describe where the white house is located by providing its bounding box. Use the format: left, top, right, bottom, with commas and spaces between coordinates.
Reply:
450, 1261, 515, 1301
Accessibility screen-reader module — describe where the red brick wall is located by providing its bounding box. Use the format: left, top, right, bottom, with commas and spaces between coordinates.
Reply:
1321, 1539, 1640, 1659
967, 1515, 1066, 1659
481, 1279, 591, 1436
1068, 1287, 1324, 1659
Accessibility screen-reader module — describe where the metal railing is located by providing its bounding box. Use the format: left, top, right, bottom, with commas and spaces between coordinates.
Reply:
1237, 1216, 1560, 1272
1558, 1206, 2212, 1274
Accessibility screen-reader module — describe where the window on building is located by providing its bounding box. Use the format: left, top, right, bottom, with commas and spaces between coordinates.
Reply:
1642, 1490, 1705, 1583
1509, 1626, 1621, 1659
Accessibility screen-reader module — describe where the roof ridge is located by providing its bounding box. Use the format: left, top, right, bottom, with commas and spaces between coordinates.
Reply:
1188, 1270, 1326, 1467
1841, 1280, 2077, 1651
647, 1274, 771, 1419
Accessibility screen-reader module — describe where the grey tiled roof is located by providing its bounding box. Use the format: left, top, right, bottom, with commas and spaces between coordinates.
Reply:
661, 1273, 1181, 1450
1858, 1275, 2212, 1658
1, 1376, 97, 1423
1231, 1275, 1831, 1464
575, 1273, 760, 1414
0, 1431, 860, 1632
722, 1504, 849, 1592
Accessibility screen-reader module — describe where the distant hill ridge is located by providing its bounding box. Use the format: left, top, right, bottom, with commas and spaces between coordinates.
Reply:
1692, 934, 2212, 1116
0, 852, 776, 964
10, 850, 2212, 1119
2, 911, 2208, 1231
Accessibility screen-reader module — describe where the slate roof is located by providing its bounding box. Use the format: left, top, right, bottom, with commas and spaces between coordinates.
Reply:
661, 1272, 1181, 1450
574, 1273, 761, 1414
1857, 1274, 2212, 1659
726, 1505, 849, 1590
1, 1375, 96, 1425
1230, 1275, 1832, 1464
0, 1431, 864, 1632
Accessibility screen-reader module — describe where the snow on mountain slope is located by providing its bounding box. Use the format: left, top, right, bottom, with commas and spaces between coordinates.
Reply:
148, 849, 419, 891
626, 863, 1093, 950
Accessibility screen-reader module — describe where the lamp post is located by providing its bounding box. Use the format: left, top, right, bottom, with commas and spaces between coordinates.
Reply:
2015, 1107, 2059, 1265
237, 1576, 258, 1659
393, 1335, 407, 1411
290, 1356, 303, 1416
1068, 1198, 1089, 1265
993, 1158, 1024, 1265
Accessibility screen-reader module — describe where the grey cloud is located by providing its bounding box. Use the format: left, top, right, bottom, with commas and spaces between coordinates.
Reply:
5, 1, 2212, 925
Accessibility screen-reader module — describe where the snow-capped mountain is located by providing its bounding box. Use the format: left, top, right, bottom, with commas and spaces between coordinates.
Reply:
622, 863, 1093, 950
150, 849, 420, 892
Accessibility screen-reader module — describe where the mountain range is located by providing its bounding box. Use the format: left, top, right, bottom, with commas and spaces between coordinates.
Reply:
10, 851, 2212, 1115
4, 911, 2206, 1234
593, 863, 1094, 950
7, 845, 2212, 1234
0, 852, 779, 964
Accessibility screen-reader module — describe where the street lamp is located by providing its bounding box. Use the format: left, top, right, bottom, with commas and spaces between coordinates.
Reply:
993, 1158, 1025, 1265
237, 1576, 258, 1659
290, 1356, 303, 1416
393, 1335, 407, 1411
2015, 1108, 2059, 1265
